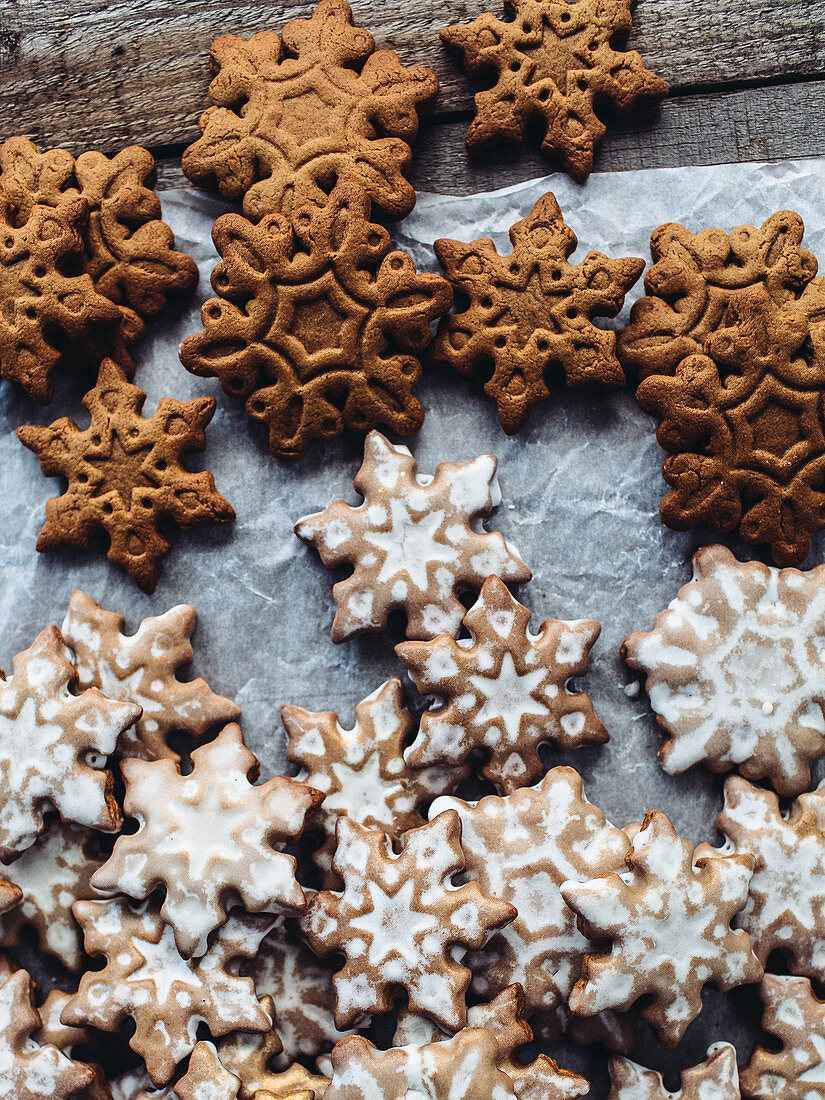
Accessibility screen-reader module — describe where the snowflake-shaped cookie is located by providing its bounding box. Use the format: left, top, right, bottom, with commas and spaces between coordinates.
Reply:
182, 0, 437, 221
18, 358, 235, 593
560, 809, 762, 1046
0, 968, 96, 1100
432, 191, 644, 433
0, 820, 104, 971
400, 576, 606, 792
63, 590, 241, 763
174, 1042, 243, 1100
442, 0, 666, 182
295, 431, 531, 641
608, 1043, 740, 1100
92, 724, 321, 958
430, 767, 630, 1013
0, 625, 140, 860
283, 678, 457, 884
622, 543, 825, 795
63, 898, 273, 1085
302, 811, 516, 1031
741, 975, 825, 1098
179, 186, 451, 461
32, 990, 89, 1056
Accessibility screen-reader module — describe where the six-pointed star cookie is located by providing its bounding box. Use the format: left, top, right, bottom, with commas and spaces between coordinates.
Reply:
741, 975, 825, 1099
608, 1043, 740, 1100
430, 768, 630, 1014
441, 0, 666, 182
63, 590, 241, 763
399, 575, 606, 791
17, 358, 235, 592
432, 191, 644, 432
179, 185, 451, 460
302, 811, 516, 1031
182, 0, 437, 221
623, 544, 825, 795
561, 809, 762, 1046
295, 430, 531, 641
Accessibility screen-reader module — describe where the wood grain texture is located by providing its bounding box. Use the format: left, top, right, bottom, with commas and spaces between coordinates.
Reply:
0, 0, 823, 155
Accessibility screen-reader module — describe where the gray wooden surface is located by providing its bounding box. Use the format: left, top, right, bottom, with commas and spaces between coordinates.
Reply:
1, 0, 824, 190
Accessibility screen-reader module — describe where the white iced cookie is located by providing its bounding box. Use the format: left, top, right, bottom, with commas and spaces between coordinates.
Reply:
608, 1043, 740, 1099
741, 974, 825, 1098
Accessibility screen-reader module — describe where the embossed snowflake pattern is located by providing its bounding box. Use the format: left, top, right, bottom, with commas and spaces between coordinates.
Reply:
0, 820, 104, 971
432, 191, 644, 432
741, 975, 825, 1099
623, 544, 825, 795
295, 431, 531, 641
400, 576, 606, 791
561, 809, 762, 1046
182, 0, 437, 221
92, 725, 321, 958
63, 898, 273, 1085
302, 811, 516, 1031
608, 1043, 740, 1100
63, 590, 241, 762
0, 626, 140, 860
283, 678, 457, 883
442, 0, 666, 182
431, 768, 630, 1014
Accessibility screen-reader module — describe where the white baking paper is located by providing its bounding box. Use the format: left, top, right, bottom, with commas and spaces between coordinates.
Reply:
4, 155, 825, 1093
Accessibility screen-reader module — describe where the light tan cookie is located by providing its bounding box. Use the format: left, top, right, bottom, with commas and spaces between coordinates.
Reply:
399, 576, 606, 792
0, 625, 140, 860
283, 678, 458, 886
92, 724, 320, 958
0, 820, 104, 971
63, 590, 240, 762
741, 974, 825, 1098
0, 967, 96, 1100
63, 898, 273, 1085
302, 811, 516, 1031
33, 989, 89, 1054
608, 1043, 740, 1099
295, 430, 531, 642
560, 809, 762, 1046
430, 767, 630, 1014
175, 1042, 242, 1100
622, 543, 825, 796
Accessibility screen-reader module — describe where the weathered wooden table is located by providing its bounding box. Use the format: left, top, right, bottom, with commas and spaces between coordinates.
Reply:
0, 0, 823, 194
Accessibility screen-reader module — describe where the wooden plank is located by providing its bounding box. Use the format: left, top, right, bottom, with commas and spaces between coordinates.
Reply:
0, 0, 823, 154
154, 78, 825, 193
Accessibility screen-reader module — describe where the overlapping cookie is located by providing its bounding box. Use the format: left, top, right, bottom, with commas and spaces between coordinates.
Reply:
608, 1043, 740, 1099
741, 975, 825, 1098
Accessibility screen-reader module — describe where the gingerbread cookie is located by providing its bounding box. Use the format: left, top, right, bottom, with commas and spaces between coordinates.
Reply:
0, 625, 139, 860
608, 1043, 740, 1100
0, 138, 197, 330
399, 576, 606, 792
0, 196, 129, 402
442, 0, 666, 182
430, 767, 630, 1015
0, 820, 104, 971
179, 186, 451, 460
302, 811, 516, 1031
0, 968, 96, 1100
741, 975, 825, 1098
63, 590, 241, 763
33, 989, 90, 1056
18, 358, 235, 592
92, 724, 321, 958
295, 431, 531, 641
622, 544, 825, 795
182, 0, 437, 222
174, 1043, 242, 1100
0, 880, 20, 916
432, 192, 644, 433
283, 678, 458, 884
560, 809, 762, 1047
617, 210, 818, 382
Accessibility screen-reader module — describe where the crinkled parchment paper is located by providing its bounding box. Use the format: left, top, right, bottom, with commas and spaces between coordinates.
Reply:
3, 156, 825, 1094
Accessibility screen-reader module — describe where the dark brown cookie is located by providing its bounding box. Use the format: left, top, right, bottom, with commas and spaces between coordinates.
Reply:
0, 197, 130, 403
441, 0, 667, 182
182, 0, 438, 221
0, 138, 197, 332
432, 191, 644, 432
179, 184, 452, 460
17, 358, 235, 591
